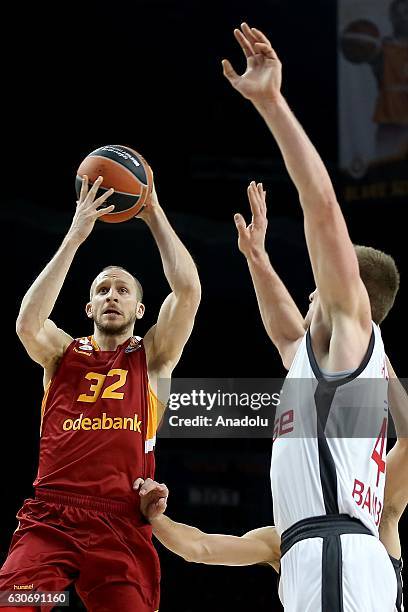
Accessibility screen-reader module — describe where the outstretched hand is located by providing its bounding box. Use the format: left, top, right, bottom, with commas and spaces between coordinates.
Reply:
133, 477, 169, 521
234, 181, 268, 257
222, 23, 282, 105
69, 175, 115, 243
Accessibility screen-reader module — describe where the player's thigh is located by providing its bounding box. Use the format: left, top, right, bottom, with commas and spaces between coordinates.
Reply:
279, 539, 322, 611
0, 529, 77, 593
78, 582, 159, 612
341, 534, 397, 611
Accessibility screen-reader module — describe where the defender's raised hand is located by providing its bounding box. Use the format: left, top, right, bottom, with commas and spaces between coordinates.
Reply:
134, 477, 169, 521
234, 181, 268, 258
222, 23, 282, 105
69, 175, 115, 244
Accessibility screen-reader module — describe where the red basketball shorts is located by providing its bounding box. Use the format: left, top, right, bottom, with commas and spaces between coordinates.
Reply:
0, 489, 160, 611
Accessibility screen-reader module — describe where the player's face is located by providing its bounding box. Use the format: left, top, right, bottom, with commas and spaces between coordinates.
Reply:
87, 270, 143, 335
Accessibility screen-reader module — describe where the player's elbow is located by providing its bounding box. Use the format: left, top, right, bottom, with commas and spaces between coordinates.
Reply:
182, 284, 201, 309
16, 316, 38, 340
300, 191, 339, 216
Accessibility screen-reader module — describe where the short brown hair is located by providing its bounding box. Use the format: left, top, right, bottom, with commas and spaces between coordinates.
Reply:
90, 266, 143, 301
354, 245, 400, 324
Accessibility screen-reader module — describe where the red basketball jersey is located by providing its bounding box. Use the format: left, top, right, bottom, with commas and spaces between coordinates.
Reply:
34, 335, 159, 511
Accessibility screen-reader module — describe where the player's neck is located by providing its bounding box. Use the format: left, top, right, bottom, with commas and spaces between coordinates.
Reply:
92, 329, 133, 351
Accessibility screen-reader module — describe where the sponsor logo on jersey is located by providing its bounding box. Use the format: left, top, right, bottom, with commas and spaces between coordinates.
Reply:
74, 338, 94, 354
62, 412, 142, 433
125, 336, 142, 353
74, 347, 93, 355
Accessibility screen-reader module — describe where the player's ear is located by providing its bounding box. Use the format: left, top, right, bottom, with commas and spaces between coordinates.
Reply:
136, 302, 145, 320
85, 302, 93, 319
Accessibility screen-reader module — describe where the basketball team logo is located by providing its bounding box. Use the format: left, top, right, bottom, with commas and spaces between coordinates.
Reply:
125, 336, 142, 353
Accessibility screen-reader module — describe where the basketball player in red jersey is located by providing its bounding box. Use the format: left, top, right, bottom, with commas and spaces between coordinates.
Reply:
222, 25, 401, 611
1, 175, 201, 611
134, 357, 406, 611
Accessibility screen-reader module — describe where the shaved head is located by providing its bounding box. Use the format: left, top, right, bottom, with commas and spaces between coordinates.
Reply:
90, 266, 143, 301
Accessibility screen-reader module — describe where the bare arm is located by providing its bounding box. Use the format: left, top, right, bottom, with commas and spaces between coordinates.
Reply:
134, 478, 280, 570
379, 358, 408, 559
152, 515, 279, 569
223, 24, 370, 324
142, 186, 201, 374
16, 177, 114, 373
235, 182, 305, 369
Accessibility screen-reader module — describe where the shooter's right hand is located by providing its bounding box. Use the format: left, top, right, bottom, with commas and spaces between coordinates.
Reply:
68, 175, 115, 244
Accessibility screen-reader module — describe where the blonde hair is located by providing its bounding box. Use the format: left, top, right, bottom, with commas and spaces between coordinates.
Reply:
354, 245, 400, 324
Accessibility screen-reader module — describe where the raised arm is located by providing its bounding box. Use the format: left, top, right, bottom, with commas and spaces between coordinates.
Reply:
16, 176, 114, 383
234, 182, 305, 369
134, 478, 280, 570
379, 358, 408, 559
141, 186, 201, 378
223, 24, 371, 326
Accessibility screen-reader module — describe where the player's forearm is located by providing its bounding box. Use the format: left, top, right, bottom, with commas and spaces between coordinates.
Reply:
150, 515, 269, 566
253, 95, 337, 210
16, 233, 82, 334
150, 514, 209, 563
246, 248, 305, 346
142, 206, 201, 299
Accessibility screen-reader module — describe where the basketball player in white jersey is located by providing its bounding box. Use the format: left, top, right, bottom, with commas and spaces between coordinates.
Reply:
133, 359, 406, 611
219, 24, 401, 611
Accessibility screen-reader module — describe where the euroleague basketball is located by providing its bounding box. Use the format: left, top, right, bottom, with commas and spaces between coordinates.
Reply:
75, 145, 154, 223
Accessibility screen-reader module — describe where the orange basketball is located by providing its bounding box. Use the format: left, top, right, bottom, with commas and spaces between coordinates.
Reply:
75, 145, 154, 223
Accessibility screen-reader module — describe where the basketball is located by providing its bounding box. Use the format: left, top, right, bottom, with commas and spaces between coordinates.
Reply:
75, 145, 154, 223
340, 20, 381, 64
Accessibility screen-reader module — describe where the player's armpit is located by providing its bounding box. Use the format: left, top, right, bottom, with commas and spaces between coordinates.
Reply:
16, 318, 73, 368
144, 290, 200, 374
379, 513, 401, 560
279, 338, 303, 371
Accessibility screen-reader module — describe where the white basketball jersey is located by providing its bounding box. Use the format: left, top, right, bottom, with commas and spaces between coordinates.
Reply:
271, 323, 388, 535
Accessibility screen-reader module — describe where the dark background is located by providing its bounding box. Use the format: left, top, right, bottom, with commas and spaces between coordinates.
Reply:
4, 0, 407, 610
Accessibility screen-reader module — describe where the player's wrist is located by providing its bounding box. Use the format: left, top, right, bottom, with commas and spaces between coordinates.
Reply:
253, 91, 286, 116
64, 229, 85, 249
245, 245, 269, 263
138, 202, 164, 226
148, 513, 166, 527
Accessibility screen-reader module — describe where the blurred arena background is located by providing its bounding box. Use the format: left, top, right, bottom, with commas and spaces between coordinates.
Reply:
4, 0, 407, 609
